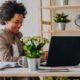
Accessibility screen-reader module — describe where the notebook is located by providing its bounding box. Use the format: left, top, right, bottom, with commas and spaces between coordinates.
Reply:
0, 62, 19, 69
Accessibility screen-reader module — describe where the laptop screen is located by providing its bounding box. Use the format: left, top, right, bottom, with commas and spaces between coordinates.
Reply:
46, 36, 80, 67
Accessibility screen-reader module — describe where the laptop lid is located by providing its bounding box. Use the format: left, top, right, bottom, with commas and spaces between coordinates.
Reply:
46, 36, 80, 67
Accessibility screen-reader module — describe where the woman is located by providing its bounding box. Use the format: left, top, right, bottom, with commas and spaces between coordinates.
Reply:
0, 1, 29, 80
0, 0, 26, 62
0, 1, 40, 80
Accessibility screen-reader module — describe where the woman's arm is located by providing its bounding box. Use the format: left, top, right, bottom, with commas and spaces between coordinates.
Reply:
0, 36, 21, 62
40, 51, 48, 62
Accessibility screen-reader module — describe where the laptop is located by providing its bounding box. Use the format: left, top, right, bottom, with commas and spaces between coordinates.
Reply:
46, 36, 80, 67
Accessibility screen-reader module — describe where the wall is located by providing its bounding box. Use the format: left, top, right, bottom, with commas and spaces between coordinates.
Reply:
17, 0, 39, 36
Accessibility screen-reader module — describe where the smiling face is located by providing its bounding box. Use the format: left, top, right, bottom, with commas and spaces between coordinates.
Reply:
5, 13, 23, 34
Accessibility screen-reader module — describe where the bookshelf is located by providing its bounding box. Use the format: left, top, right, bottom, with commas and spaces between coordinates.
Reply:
39, 0, 80, 38
42, 4, 80, 9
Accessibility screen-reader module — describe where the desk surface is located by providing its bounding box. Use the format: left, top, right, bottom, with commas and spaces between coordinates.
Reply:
0, 67, 80, 77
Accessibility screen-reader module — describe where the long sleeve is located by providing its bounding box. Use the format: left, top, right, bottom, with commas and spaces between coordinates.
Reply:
0, 35, 20, 62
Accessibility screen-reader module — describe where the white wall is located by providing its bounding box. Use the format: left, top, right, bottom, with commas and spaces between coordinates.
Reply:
17, 0, 39, 36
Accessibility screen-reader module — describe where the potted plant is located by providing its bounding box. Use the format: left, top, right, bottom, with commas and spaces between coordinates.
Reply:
21, 36, 49, 71
54, 12, 70, 30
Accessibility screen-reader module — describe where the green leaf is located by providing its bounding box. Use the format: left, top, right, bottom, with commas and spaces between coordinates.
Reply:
53, 12, 70, 23
21, 36, 49, 58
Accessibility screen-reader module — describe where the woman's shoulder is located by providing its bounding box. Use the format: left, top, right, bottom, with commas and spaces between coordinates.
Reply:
0, 29, 6, 35
0, 29, 11, 44
0, 29, 8, 39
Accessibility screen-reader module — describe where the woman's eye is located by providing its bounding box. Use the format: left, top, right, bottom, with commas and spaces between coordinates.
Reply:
15, 22, 19, 24
14, 22, 22, 24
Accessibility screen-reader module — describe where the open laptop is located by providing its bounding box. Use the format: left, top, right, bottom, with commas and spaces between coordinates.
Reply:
46, 36, 80, 67
39, 36, 80, 77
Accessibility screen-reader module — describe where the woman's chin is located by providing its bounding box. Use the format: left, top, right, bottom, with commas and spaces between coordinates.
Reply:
15, 30, 19, 33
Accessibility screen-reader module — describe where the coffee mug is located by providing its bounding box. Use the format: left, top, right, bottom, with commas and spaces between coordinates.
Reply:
18, 56, 28, 68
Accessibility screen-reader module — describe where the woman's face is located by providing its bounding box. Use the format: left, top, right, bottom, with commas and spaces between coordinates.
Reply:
5, 13, 23, 34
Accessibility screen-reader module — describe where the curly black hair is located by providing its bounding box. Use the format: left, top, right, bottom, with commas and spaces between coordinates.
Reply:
0, 0, 27, 25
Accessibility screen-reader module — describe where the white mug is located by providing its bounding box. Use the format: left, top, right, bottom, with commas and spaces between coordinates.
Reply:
18, 56, 28, 68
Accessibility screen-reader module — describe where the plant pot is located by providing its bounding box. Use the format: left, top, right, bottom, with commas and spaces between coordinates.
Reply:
27, 58, 40, 71
58, 23, 66, 30
60, 0, 68, 5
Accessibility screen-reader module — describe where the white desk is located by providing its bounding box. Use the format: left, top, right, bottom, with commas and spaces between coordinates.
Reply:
0, 68, 80, 80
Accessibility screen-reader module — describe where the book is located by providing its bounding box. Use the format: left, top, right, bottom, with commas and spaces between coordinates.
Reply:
0, 62, 19, 70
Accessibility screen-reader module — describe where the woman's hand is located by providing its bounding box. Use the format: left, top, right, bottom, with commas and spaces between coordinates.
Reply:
40, 51, 48, 62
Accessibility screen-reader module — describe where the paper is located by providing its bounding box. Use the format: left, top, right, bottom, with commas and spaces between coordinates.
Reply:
38, 66, 69, 72
40, 61, 46, 66
68, 66, 80, 72
0, 62, 18, 69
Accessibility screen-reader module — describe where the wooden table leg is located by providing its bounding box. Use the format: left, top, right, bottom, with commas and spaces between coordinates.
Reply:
39, 76, 44, 80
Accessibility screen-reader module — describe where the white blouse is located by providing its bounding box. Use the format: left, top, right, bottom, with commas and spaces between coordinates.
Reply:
12, 42, 19, 57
